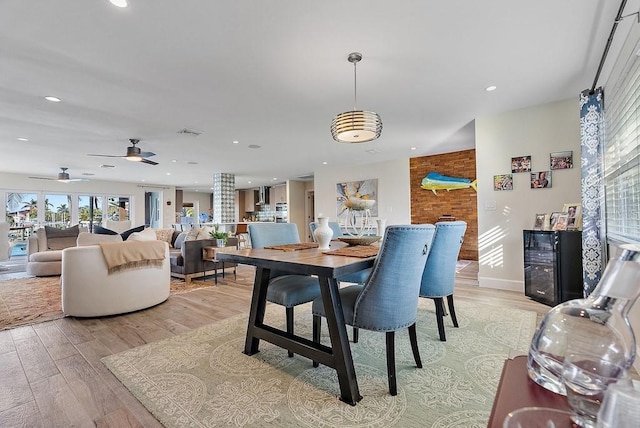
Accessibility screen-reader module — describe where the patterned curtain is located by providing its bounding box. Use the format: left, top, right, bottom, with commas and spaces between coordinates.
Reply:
579, 88, 605, 296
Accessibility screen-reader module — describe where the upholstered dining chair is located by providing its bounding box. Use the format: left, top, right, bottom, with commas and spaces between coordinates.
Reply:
0, 222, 13, 271
312, 224, 436, 396
248, 223, 321, 357
419, 220, 467, 342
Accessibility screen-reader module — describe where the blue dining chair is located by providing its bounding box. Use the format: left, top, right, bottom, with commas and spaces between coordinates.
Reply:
419, 221, 467, 342
311, 224, 436, 396
248, 223, 321, 357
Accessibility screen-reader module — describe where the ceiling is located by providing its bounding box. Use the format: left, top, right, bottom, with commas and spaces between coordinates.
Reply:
0, 0, 636, 192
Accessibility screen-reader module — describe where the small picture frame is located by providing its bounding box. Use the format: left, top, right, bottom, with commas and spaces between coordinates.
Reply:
533, 213, 546, 230
494, 174, 513, 191
552, 213, 569, 231
549, 212, 563, 230
511, 155, 531, 173
550, 151, 573, 170
530, 171, 552, 188
563, 203, 582, 230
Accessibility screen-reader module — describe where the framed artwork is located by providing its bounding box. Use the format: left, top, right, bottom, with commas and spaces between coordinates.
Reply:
563, 203, 582, 230
552, 213, 569, 231
493, 174, 513, 191
511, 155, 531, 173
530, 171, 552, 188
336, 178, 378, 220
533, 213, 546, 230
550, 151, 573, 169
549, 212, 563, 230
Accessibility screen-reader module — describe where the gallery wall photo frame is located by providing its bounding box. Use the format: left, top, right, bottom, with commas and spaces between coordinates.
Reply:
511, 155, 531, 173
493, 174, 513, 191
550, 151, 573, 170
530, 171, 552, 188
563, 203, 582, 230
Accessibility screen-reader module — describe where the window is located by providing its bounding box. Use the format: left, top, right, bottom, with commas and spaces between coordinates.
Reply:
44, 194, 73, 228
78, 195, 103, 231
107, 196, 130, 221
5, 192, 37, 227
604, 35, 640, 245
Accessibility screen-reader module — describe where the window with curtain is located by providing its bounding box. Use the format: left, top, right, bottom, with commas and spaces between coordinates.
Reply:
604, 39, 640, 245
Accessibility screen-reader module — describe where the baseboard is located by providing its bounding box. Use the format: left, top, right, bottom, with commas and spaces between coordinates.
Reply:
478, 276, 524, 293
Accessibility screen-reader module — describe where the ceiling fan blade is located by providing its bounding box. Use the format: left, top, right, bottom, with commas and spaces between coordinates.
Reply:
67, 178, 89, 182
87, 154, 124, 158
140, 158, 158, 166
28, 176, 55, 180
139, 151, 155, 158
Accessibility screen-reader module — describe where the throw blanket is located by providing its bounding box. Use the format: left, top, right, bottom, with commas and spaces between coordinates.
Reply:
99, 241, 166, 275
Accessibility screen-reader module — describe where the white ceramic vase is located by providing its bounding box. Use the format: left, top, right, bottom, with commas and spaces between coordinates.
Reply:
314, 217, 333, 250
376, 218, 387, 236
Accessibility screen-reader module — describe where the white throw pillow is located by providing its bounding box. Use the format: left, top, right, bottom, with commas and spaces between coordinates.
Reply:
77, 232, 123, 246
197, 226, 214, 240
127, 227, 157, 241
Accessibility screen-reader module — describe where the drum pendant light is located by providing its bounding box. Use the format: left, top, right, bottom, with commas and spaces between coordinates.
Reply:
331, 52, 383, 143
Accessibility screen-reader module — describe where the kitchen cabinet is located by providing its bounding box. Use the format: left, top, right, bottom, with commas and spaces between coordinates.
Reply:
244, 189, 258, 211
273, 184, 287, 204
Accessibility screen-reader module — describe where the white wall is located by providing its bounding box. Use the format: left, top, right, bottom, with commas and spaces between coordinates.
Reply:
1, 172, 176, 228
475, 98, 581, 291
314, 158, 411, 227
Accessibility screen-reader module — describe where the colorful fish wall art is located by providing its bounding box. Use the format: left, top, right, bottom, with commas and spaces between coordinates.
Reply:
420, 172, 478, 195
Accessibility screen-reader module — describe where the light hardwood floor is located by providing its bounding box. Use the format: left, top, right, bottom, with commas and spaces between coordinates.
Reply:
0, 262, 550, 427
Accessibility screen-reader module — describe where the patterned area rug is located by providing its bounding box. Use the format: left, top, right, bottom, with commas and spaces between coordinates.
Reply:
103, 300, 537, 427
0, 275, 217, 330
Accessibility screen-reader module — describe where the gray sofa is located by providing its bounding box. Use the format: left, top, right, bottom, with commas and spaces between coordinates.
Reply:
170, 235, 238, 283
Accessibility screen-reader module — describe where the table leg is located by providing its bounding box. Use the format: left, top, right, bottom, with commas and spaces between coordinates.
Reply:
318, 276, 362, 405
244, 267, 271, 355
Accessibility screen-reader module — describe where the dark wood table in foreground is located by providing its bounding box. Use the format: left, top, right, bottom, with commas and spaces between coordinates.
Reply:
488, 355, 571, 427
216, 244, 376, 405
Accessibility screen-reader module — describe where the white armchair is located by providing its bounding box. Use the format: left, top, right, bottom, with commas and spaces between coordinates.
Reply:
0, 222, 13, 271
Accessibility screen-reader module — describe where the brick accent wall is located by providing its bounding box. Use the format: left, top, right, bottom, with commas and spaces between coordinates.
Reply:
410, 149, 478, 260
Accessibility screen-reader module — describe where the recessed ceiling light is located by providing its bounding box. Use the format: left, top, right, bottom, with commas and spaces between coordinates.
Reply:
44, 96, 61, 102
166, 172, 171, 176
17, 137, 29, 141
233, 140, 239, 144
322, 161, 328, 165
485, 85, 497, 92
109, 0, 128, 8
141, 179, 146, 182
410, 147, 417, 151
248, 181, 252, 184
273, 177, 277, 181
171, 159, 177, 163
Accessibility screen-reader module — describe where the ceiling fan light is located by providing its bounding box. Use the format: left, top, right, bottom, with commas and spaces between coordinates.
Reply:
331, 110, 383, 143
126, 155, 142, 162
109, 0, 128, 8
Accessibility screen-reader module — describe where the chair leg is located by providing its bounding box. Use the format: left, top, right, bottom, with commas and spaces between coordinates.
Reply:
353, 327, 359, 343
446, 295, 459, 328
434, 297, 446, 341
286, 307, 294, 358
408, 323, 422, 368
312, 314, 321, 367
386, 331, 397, 396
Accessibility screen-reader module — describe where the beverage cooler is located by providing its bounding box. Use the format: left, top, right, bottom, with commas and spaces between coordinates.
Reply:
522, 230, 583, 306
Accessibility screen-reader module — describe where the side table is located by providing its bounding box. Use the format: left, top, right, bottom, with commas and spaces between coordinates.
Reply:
487, 355, 570, 427
202, 246, 235, 285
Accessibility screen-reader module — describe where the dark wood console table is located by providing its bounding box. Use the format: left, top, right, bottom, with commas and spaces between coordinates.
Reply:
488, 355, 571, 427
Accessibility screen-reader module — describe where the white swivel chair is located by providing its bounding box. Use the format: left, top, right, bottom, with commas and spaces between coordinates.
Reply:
0, 222, 13, 271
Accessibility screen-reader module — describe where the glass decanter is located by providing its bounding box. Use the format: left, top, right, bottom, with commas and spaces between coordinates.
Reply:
527, 244, 640, 394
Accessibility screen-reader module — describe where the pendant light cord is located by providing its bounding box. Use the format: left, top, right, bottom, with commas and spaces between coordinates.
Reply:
353, 61, 358, 111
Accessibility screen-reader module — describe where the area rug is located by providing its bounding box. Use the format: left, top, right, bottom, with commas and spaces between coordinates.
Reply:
102, 299, 537, 427
0, 275, 219, 331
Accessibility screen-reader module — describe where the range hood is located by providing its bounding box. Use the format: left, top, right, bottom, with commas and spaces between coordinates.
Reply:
256, 186, 270, 206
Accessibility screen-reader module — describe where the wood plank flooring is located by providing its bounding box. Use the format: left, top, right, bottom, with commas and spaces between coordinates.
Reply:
0, 262, 551, 427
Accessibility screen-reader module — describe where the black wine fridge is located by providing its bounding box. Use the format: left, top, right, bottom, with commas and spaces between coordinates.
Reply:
523, 230, 583, 306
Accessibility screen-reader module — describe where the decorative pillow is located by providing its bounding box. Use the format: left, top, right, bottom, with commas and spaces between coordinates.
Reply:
77, 232, 123, 246
94, 225, 119, 235
127, 227, 157, 241
185, 227, 201, 242
197, 226, 215, 240
173, 231, 188, 249
155, 228, 175, 247
120, 225, 145, 241
45, 225, 80, 250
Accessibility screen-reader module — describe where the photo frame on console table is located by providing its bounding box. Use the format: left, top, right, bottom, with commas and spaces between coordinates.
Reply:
533, 213, 546, 230
563, 203, 582, 230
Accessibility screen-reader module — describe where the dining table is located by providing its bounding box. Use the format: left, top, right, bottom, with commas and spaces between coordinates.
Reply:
215, 243, 377, 405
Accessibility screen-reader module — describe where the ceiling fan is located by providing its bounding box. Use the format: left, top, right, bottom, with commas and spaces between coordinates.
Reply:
87, 138, 158, 165
29, 167, 89, 183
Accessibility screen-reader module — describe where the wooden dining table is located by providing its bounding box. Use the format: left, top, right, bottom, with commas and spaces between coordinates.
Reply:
215, 243, 377, 405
